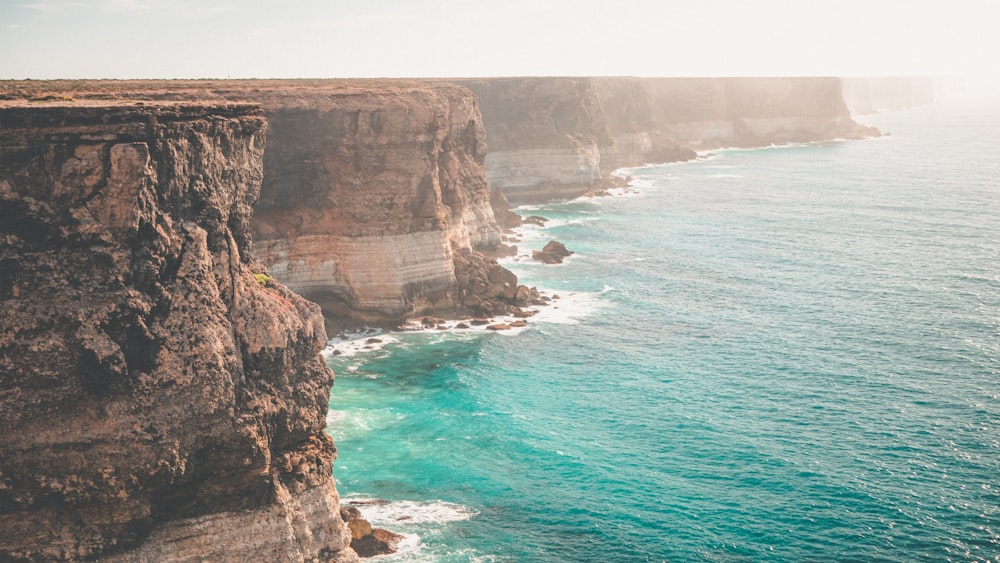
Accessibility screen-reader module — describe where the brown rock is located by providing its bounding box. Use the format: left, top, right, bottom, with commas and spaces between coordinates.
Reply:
486, 324, 512, 331
452, 244, 527, 317
514, 285, 534, 306
351, 529, 405, 558
532, 250, 564, 264
490, 186, 522, 230
532, 240, 573, 264
542, 240, 573, 257
509, 320, 528, 327
340, 506, 404, 558
0, 104, 356, 562
246, 84, 504, 328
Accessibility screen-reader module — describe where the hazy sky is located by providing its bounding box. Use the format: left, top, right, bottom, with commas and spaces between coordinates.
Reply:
2, 0, 999, 82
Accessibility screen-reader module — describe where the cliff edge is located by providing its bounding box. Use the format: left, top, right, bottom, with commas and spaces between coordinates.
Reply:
0, 80, 531, 330
0, 102, 357, 561
245, 84, 522, 327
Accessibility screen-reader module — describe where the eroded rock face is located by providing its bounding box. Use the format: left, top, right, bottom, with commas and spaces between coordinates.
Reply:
461, 77, 879, 203
841, 76, 936, 115
637, 77, 879, 149
458, 77, 611, 204
0, 103, 357, 562
247, 85, 508, 326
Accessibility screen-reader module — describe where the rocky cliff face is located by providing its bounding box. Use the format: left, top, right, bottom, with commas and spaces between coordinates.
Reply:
591, 78, 696, 173
1, 81, 524, 328
841, 77, 936, 115
638, 77, 876, 149
0, 102, 357, 561
457, 78, 612, 203
245, 85, 511, 326
461, 77, 878, 203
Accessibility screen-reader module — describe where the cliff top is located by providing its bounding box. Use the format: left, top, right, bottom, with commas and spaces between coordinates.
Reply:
0, 79, 478, 111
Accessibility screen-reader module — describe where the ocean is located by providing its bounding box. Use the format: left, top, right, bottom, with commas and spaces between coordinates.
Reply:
325, 99, 1000, 562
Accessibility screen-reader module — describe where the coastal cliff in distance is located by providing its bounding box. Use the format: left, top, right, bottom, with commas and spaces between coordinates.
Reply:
0, 102, 357, 561
456, 78, 614, 203
460, 77, 879, 203
841, 76, 936, 114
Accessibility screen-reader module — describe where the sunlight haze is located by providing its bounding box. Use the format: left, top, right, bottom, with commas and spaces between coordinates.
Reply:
2, 0, 998, 83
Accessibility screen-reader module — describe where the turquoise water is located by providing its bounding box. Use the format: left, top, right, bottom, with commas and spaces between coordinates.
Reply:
326, 100, 1000, 562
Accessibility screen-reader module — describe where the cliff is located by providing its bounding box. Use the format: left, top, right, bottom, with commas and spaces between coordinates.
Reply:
0, 102, 357, 561
841, 77, 936, 115
244, 85, 518, 326
456, 78, 611, 203
637, 77, 877, 149
590, 78, 696, 173
459, 77, 878, 203
0, 80, 529, 328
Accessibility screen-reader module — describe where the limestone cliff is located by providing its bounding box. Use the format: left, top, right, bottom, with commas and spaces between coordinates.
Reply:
245, 85, 511, 326
590, 78, 696, 173
460, 77, 878, 203
841, 77, 936, 115
1, 80, 527, 328
638, 77, 877, 149
457, 78, 612, 203
0, 102, 357, 561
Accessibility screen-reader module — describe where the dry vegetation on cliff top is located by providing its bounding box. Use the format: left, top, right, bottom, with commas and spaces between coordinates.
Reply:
0, 79, 459, 106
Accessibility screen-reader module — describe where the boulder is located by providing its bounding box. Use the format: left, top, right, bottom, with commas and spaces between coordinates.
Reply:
542, 240, 573, 257
340, 506, 404, 558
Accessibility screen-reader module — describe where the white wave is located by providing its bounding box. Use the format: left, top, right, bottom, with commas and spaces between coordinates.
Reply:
624, 177, 659, 191
526, 288, 606, 325
327, 408, 402, 433
326, 410, 348, 426
706, 173, 744, 178
323, 329, 400, 358
343, 497, 478, 526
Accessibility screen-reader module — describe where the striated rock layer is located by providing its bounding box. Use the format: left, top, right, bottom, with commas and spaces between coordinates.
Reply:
245, 85, 514, 326
457, 77, 612, 204
0, 103, 357, 561
0, 80, 528, 328
632, 77, 877, 149
461, 77, 879, 203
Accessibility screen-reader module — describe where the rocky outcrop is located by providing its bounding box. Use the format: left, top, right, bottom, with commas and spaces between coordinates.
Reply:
459, 77, 878, 203
0, 103, 357, 561
340, 506, 404, 557
532, 240, 573, 264
841, 77, 935, 115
